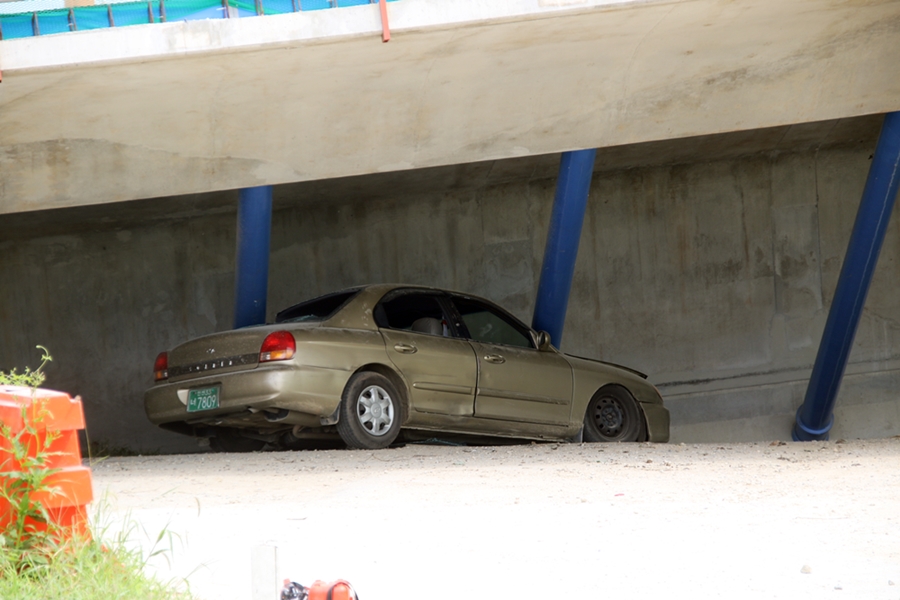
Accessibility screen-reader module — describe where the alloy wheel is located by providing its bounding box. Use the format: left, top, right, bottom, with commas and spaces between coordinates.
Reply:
356, 385, 395, 436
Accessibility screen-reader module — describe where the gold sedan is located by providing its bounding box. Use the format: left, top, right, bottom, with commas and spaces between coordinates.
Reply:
145, 285, 669, 451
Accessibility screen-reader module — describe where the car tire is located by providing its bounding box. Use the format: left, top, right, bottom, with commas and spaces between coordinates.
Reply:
583, 386, 645, 443
209, 430, 267, 453
337, 372, 402, 449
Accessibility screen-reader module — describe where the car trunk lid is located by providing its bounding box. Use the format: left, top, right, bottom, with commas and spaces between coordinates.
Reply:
167, 327, 274, 383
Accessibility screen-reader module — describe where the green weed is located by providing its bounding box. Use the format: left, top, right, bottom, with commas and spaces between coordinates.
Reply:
0, 345, 52, 389
0, 346, 62, 570
0, 526, 196, 600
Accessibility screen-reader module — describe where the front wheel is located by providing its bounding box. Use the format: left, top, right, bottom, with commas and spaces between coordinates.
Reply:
337, 372, 403, 449
583, 386, 645, 443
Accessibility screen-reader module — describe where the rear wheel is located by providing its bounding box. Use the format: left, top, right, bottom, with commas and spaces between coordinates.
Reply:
583, 386, 645, 443
337, 372, 402, 449
209, 430, 266, 453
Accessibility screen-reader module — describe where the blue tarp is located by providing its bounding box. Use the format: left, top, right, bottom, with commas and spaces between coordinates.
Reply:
0, 0, 396, 40
2, 13, 37, 38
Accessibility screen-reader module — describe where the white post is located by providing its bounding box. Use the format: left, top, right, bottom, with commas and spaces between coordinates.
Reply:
251, 544, 278, 600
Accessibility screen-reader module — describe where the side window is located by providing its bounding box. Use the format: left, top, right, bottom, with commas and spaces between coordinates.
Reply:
375, 292, 451, 337
452, 297, 533, 349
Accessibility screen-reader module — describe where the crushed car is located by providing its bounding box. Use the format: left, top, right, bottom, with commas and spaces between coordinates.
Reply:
145, 285, 669, 451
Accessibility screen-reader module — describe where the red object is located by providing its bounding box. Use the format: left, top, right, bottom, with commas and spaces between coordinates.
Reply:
0, 386, 93, 541
308, 580, 358, 600
153, 351, 169, 381
259, 331, 296, 363
379, 0, 390, 42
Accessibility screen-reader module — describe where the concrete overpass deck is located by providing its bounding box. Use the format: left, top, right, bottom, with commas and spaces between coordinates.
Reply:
2, 0, 900, 214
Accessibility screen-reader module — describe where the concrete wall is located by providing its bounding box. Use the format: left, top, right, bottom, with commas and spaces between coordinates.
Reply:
2, 138, 898, 452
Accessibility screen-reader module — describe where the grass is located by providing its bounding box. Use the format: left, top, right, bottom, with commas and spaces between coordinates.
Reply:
1, 347, 197, 599
0, 532, 196, 600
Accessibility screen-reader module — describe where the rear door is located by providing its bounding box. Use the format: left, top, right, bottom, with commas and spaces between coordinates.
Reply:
449, 295, 573, 426
376, 290, 478, 416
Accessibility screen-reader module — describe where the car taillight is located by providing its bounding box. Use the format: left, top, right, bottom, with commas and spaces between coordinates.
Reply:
259, 331, 295, 363
153, 351, 168, 382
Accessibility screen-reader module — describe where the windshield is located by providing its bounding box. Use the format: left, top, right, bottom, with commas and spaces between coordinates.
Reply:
275, 289, 361, 324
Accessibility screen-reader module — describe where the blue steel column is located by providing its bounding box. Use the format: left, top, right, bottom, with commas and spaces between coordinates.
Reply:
532, 149, 597, 348
793, 112, 900, 441
233, 186, 273, 329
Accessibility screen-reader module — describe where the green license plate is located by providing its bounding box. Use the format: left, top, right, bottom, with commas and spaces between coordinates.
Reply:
187, 387, 220, 412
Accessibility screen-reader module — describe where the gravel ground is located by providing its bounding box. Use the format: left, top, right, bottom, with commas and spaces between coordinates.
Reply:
91, 438, 900, 600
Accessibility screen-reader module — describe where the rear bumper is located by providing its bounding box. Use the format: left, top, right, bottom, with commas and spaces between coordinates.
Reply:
641, 403, 670, 443
144, 364, 347, 426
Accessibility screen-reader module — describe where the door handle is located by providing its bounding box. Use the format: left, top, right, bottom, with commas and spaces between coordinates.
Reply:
394, 343, 417, 354
484, 354, 506, 364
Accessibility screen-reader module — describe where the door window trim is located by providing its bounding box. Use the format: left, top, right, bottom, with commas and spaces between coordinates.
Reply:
448, 294, 536, 350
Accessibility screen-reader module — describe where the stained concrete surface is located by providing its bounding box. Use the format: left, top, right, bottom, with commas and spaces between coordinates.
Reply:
3, 0, 900, 211
1, 118, 898, 452
1, 115, 883, 240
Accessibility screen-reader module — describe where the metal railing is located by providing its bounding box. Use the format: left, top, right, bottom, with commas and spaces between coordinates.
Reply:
0, 0, 390, 40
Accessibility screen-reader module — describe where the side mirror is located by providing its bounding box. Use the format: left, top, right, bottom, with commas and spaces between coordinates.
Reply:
536, 330, 553, 351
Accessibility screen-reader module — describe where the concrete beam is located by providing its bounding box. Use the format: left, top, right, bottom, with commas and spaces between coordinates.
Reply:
2, 0, 900, 213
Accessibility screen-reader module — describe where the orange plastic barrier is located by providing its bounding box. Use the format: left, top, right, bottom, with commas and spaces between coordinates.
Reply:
308, 580, 357, 600
0, 385, 93, 541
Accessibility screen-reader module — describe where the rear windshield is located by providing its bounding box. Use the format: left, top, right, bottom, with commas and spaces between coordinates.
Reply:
275, 289, 361, 324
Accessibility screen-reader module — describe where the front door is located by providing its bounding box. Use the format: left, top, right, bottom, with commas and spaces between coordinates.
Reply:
450, 296, 573, 425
